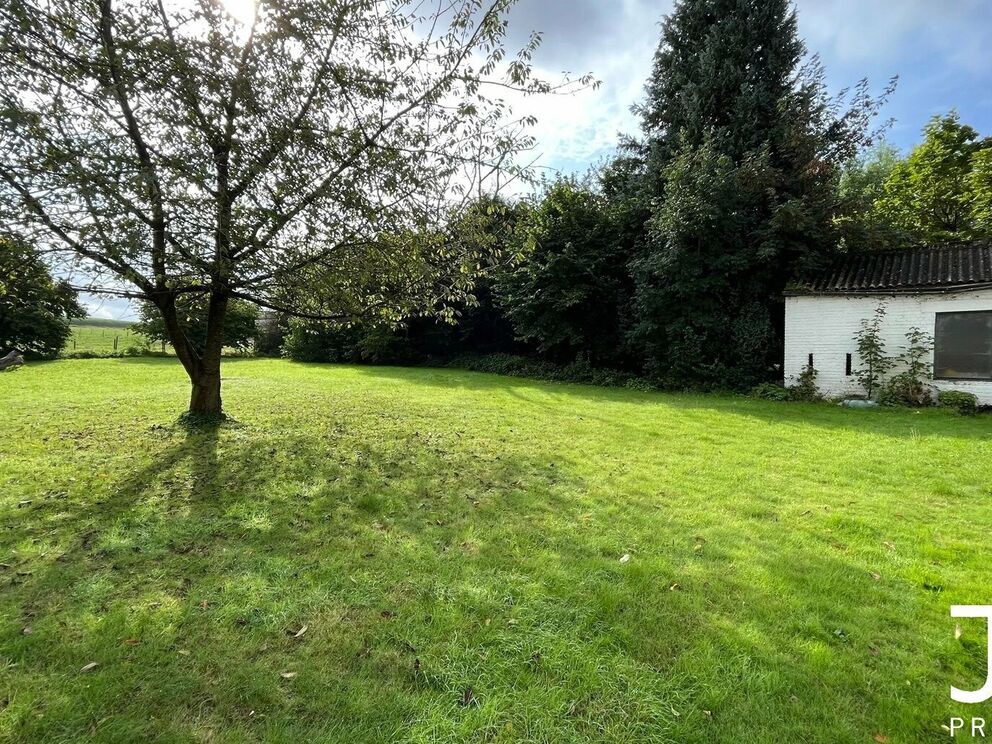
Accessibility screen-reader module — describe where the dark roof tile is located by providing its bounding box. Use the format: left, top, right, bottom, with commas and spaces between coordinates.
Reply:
790, 240, 992, 294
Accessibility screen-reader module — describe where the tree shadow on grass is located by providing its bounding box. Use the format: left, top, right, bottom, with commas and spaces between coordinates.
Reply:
3, 363, 984, 742
1, 415, 598, 740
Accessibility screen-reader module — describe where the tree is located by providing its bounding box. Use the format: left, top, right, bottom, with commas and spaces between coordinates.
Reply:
968, 147, 992, 236
873, 113, 992, 243
497, 177, 631, 366
626, 0, 892, 387
0, 0, 586, 416
853, 304, 893, 399
0, 237, 84, 358
638, 0, 805, 172
632, 141, 781, 385
836, 143, 905, 249
282, 196, 527, 364
134, 296, 259, 353
881, 327, 934, 407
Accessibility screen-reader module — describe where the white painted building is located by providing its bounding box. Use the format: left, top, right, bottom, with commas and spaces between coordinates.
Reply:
784, 242, 992, 403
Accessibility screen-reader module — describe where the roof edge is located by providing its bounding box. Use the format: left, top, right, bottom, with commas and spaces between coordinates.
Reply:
785, 281, 992, 298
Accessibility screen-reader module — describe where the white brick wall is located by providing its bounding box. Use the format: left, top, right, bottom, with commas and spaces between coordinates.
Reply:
784, 289, 992, 404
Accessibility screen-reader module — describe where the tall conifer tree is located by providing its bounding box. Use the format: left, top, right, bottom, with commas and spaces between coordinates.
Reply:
629, 0, 892, 387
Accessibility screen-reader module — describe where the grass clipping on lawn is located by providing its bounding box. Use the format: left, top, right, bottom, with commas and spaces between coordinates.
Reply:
0, 358, 989, 742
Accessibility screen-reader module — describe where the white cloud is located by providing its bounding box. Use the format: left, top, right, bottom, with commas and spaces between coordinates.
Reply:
506, 0, 667, 176
82, 303, 114, 319
81, 296, 136, 320
504, 0, 991, 175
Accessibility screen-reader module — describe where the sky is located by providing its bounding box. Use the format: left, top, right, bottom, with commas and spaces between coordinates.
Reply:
503, 0, 992, 176
82, 0, 992, 319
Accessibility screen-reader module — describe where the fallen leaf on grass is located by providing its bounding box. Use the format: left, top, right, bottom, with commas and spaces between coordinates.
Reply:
280, 671, 297, 680
869, 571, 882, 581
123, 638, 139, 646
177, 649, 191, 656
868, 646, 880, 657
291, 625, 308, 639
619, 553, 631, 564
21, 627, 32, 636
80, 662, 99, 673
873, 733, 890, 743
882, 541, 896, 551
955, 623, 962, 640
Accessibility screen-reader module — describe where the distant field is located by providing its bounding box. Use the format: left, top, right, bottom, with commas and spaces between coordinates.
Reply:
71, 317, 134, 329
67, 320, 153, 354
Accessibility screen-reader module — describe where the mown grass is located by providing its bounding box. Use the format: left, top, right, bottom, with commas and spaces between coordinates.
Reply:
1, 358, 990, 742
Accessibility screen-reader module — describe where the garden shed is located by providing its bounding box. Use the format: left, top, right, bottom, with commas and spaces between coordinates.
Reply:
784, 240, 992, 403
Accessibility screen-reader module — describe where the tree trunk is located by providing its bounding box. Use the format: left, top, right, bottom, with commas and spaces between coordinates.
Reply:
189, 364, 222, 415
188, 290, 229, 416
154, 289, 229, 417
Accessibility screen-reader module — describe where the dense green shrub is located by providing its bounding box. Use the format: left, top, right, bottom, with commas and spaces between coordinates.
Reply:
880, 373, 933, 407
282, 320, 361, 363
787, 365, 821, 402
282, 319, 417, 365
497, 178, 633, 368
446, 353, 654, 390
134, 296, 259, 353
61, 348, 168, 360
879, 327, 934, 407
254, 312, 287, 357
937, 390, 978, 415
751, 367, 821, 402
750, 382, 791, 401
0, 238, 84, 358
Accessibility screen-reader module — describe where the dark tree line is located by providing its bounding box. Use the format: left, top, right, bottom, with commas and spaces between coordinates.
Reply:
11, 0, 987, 394
281, 0, 900, 390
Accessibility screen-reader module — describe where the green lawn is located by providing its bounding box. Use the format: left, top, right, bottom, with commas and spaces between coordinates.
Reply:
1, 359, 990, 742
67, 320, 149, 354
